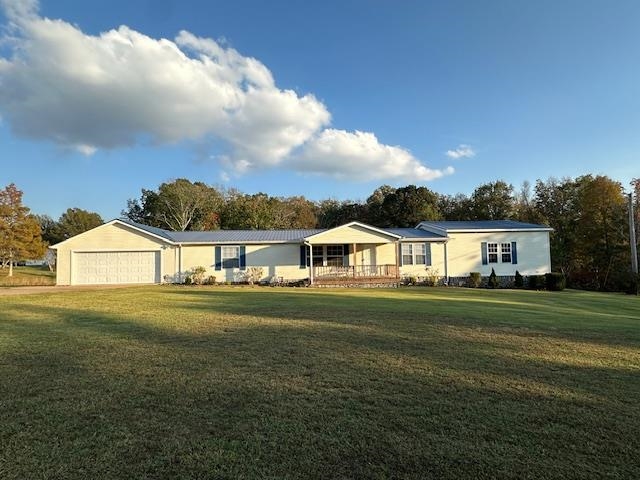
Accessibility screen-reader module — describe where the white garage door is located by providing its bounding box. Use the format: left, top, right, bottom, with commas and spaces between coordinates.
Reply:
73, 251, 160, 285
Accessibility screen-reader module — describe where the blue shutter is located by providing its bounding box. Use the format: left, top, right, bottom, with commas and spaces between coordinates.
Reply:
511, 241, 518, 264
398, 243, 403, 267
214, 246, 222, 271
481, 242, 488, 265
299, 245, 306, 268
239, 245, 246, 270
425, 243, 432, 266
343, 244, 350, 266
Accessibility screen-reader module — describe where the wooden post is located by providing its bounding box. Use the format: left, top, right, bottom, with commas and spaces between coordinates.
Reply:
629, 193, 638, 275
353, 243, 356, 277
309, 244, 314, 285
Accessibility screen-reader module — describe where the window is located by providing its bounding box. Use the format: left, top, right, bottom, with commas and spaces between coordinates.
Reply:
402, 243, 414, 265
311, 245, 345, 267
415, 243, 427, 265
482, 241, 516, 265
402, 243, 428, 265
487, 243, 498, 263
222, 246, 240, 268
326, 245, 344, 267
312, 246, 323, 266
501, 243, 512, 263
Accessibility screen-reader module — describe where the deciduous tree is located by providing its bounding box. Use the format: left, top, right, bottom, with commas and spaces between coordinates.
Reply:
0, 184, 46, 276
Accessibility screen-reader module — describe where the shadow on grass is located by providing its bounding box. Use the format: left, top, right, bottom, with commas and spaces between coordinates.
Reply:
1, 294, 639, 479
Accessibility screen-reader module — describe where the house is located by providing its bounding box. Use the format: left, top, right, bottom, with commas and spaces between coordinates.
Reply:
49, 219, 552, 286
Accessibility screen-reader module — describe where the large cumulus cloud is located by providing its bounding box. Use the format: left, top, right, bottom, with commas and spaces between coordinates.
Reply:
0, 0, 453, 181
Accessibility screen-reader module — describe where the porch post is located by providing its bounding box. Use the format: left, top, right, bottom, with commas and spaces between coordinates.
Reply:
352, 243, 356, 277
308, 243, 314, 285
394, 240, 400, 279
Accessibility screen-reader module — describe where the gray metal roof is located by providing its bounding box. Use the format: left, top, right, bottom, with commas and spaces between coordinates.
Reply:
120, 218, 547, 245
168, 229, 325, 243
418, 220, 552, 232
385, 228, 447, 239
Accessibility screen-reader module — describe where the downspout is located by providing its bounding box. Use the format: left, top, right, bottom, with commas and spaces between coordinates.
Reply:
178, 243, 183, 283
304, 241, 313, 285
443, 241, 449, 284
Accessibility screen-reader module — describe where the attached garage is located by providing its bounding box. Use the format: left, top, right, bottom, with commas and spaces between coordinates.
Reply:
51, 220, 176, 286
72, 250, 161, 285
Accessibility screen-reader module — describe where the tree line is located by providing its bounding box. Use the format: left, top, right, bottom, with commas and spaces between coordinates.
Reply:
1, 176, 638, 291
121, 176, 639, 291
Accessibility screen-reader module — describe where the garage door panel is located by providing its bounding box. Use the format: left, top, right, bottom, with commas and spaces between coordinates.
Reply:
73, 251, 159, 285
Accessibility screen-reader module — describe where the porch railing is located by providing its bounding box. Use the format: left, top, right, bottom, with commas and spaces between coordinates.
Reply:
313, 264, 399, 279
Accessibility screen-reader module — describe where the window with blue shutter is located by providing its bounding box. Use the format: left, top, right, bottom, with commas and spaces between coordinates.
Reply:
214, 246, 222, 271
481, 242, 488, 265
425, 243, 432, 266
239, 245, 246, 270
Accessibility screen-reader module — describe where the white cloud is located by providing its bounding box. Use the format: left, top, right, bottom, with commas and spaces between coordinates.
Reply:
294, 129, 454, 181
446, 144, 476, 159
0, 1, 451, 183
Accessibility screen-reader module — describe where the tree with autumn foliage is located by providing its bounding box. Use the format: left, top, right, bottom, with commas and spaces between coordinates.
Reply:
0, 184, 47, 276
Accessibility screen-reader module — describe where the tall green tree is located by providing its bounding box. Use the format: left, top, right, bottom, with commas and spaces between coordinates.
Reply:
574, 175, 627, 290
0, 184, 46, 276
53, 208, 104, 243
123, 179, 223, 231
470, 180, 515, 220
376, 185, 440, 227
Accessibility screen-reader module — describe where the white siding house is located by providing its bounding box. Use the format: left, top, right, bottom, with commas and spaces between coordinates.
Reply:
50, 219, 552, 286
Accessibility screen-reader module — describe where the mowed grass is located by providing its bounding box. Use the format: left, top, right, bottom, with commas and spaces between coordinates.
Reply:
0, 266, 55, 287
0, 286, 639, 479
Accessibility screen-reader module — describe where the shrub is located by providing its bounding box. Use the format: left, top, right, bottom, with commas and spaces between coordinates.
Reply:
514, 270, 524, 288
204, 275, 216, 285
190, 266, 207, 285
424, 267, 440, 287
183, 275, 193, 285
243, 267, 264, 284
545, 272, 566, 291
468, 272, 481, 288
527, 274, 546, 290
488, 268, 498, 288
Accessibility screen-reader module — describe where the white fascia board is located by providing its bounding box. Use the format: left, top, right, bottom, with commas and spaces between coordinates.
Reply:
49, 219, 175, 249
304, 221, 401, 241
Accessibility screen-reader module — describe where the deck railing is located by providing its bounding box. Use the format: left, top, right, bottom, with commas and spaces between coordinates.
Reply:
313, 264, 399, 279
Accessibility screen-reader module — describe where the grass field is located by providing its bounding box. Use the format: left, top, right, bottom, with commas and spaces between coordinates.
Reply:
1, 286, 638, 479
0, 265, 55, 287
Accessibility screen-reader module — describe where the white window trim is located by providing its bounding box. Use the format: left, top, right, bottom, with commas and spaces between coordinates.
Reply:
402, 243, 426, 265
311, 245, 344, 267
222, 245, 240, 269
487, 241, 513, 264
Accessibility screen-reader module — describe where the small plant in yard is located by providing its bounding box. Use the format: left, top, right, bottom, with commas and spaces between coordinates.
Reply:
527, 274, 546, 290
190, 266, 207, 285
242, 266, 264, 284
424, 267, 440, 287
203, 275, 216, 285
545, 272, 566, 291
514, 270, 524, 288
468, 272, 481, 288
488, 268, 499, 288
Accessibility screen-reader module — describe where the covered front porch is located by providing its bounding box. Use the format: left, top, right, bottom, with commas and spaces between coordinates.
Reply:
303, 223, 402, 286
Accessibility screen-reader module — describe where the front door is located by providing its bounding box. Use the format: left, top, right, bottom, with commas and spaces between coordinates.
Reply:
360, 244, 376, 275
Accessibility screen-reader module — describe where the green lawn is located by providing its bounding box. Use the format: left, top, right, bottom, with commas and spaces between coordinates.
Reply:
1, 286, 638, 479
0, 265, 55, 287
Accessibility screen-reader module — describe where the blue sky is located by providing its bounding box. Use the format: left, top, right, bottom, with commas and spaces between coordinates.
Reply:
1, 0, 639, 220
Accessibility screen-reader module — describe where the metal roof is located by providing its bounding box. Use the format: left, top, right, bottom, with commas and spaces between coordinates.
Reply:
118, 219, 547, 245
385, 228, 447, 239
418, 220, 552, 232
168, 229, 325, 243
